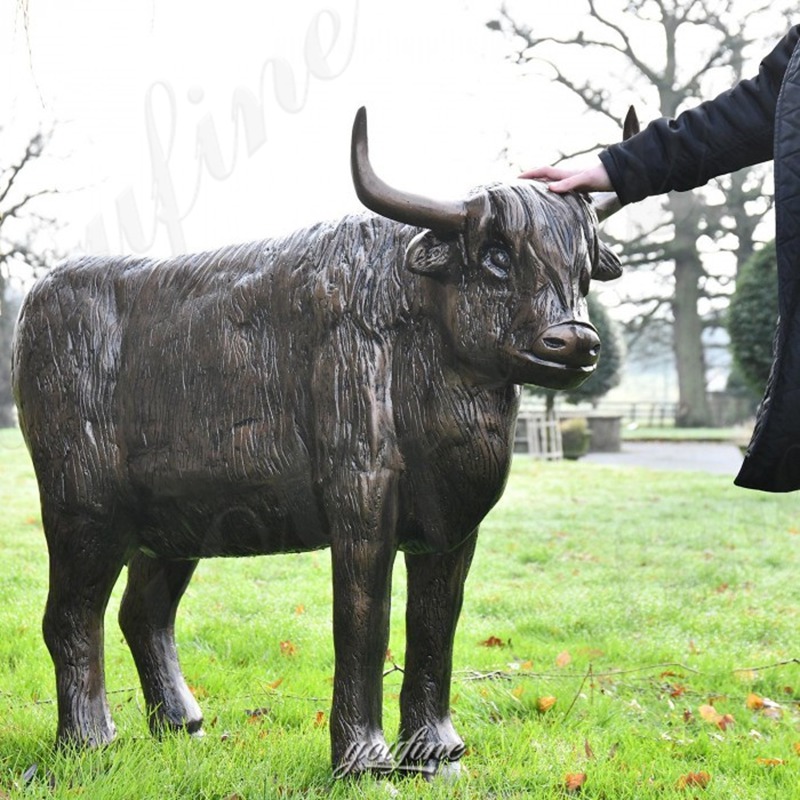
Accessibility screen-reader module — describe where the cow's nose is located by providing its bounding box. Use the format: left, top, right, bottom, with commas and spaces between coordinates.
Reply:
531, 322, 601, 368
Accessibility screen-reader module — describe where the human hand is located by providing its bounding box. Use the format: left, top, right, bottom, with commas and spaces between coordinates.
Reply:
519, 162, 613, 194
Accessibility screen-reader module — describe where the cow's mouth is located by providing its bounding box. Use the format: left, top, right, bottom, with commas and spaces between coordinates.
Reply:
517, 351, 597, 390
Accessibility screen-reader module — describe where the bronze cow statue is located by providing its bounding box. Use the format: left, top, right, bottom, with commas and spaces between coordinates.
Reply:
12, 108, 621, 777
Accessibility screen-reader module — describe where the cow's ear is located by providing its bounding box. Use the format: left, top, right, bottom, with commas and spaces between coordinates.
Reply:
404, 230, 460, 277
592, 241, 622, 282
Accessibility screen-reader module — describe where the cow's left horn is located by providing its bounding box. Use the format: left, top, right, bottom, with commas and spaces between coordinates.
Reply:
593, 105, 640, 222
351, 107, 467, 234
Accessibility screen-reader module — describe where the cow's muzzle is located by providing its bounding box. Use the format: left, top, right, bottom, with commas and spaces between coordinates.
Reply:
530, 322, 601, 369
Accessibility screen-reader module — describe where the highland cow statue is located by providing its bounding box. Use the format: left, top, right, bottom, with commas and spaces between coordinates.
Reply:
12, 108, 623, 777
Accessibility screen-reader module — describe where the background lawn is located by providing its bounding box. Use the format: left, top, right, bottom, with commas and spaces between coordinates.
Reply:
0, 426, 798, 798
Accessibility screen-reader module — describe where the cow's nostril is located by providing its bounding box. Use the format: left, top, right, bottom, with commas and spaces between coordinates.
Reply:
543, 337, 566, 350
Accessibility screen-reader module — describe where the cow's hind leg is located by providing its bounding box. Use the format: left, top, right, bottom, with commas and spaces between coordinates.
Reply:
398, 530, 478, 778
42, 509, 129, 748
118, 553, 203, 736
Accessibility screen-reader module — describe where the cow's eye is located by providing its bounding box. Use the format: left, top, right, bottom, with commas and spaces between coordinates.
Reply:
579, 266, 591, 297
482, 246, 512, 279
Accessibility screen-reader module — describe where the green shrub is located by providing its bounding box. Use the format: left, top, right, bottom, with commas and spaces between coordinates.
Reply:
728, 241, 778, 395
560, 416, 590, 459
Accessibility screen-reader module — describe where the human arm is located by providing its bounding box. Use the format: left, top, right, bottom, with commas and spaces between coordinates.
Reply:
600, 24, 799, 205
521, 25, 799, 205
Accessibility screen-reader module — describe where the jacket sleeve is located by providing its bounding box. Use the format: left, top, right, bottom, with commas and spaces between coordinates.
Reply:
599, 25, 800, 206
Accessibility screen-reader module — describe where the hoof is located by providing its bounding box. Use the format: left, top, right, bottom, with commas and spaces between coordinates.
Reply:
333, 738, 393, 779
56, 723, 117, 750
148, 710, 204, 738
422, 758, 461, 782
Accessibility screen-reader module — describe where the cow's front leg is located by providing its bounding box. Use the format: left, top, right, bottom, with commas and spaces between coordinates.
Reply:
329, 470, 399, 778
398, 530, 477, 778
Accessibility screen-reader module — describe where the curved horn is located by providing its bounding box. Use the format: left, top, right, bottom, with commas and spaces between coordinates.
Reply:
351, 107, 467, 234
593, 105, 641, 222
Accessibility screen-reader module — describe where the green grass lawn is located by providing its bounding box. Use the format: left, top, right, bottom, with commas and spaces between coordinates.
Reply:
622, 425, 742, 442
1, 426, 799, 798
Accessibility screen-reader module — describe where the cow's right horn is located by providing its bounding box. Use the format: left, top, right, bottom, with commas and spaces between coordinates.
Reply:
351, 107, 467, 234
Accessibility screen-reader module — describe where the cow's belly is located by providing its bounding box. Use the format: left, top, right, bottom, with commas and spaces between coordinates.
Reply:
136, 474, 330, 558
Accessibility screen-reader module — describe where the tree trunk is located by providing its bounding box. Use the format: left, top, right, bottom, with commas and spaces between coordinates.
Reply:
668, 194, 713, 428
671, 253, 712, 427
0, 279, 19, 428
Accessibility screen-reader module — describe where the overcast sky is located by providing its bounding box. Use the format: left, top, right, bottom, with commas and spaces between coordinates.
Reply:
3, 0, 791, 262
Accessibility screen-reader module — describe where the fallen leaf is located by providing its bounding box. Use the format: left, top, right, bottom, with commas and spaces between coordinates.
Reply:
385, 649, 393, 661
677, 771, 711, 789
699, 704, 719, 722
480, 636, 506, 648
556, 650, 572, 668
746, 693, 764, 710
564, 772, 586, 792
670, 684, 687, 698
537, 695, 557, 713
511, 685, 525, 699
295, 604, 305, 615
280, 640, 297, 656
698, 704, 734, 730
189, 684, 209, 700
756, 758, 786, 766
314, 710, 326, 727
793, 741, 800, 756
267, 676, 284, 690
584, 739, 595, 759
718, 713, 735, 731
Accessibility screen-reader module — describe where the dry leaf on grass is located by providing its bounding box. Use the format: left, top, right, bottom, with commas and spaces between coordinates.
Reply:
698, 704, 734, 731
556, 650, 572, 668
537, 695, 557, 713
746, 692, 764, 710
280, 640, 297, 656
564, 772, 587, 792
677, 771, 711, 789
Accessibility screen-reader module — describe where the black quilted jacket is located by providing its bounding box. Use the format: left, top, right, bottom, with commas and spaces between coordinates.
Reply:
599, 25, 800, 492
